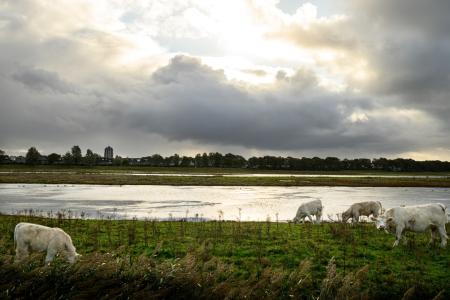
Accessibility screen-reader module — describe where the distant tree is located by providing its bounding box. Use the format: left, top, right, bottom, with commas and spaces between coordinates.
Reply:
201, 153, 209, 167
180, 156, 193, 167
372, 158, 390, 171
356, 158, 372, 170
234, 154, 247, 168
83, 149, 96, 166
324, 157, 341, 171
194, 154, 202, 167
151, 154, 164, 166
93, 153, 102, 164
47, 153, 61, 165
71, 145, 82, 165
113, 155, 123, 166
63, 152, 73, 164
25, 147, 40, 165
247, 157, 259, 168
0, 149, 9, 163
257, 156, 284, 169
23, 147, 450, 172
223, 153, 246, 168
310, 157, 324, 171
208, 152, 223, 167
167, 154, 180, 167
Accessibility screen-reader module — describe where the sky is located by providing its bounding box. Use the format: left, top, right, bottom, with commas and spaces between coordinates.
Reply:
1, 0, 450, 160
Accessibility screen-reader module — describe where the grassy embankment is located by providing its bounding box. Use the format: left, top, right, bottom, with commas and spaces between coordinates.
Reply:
1, 214, 450, 299
1, 165, 450, 187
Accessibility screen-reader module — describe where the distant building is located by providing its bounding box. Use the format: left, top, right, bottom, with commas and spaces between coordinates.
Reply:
9, 156, 26, 164
104, 146, 113, 160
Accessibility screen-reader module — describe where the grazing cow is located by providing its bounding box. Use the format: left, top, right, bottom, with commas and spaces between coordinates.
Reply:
374, 203, 448, 247
342, 201, 383, 223
14, 222, 80, 264
293, 199, 323, 224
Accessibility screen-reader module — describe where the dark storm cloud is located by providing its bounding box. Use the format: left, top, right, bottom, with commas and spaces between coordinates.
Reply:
348, 0, 450, 37
12, 67, 76, 94
269, 0, 450, 117
123, 55, 422, 152
271, 0, 450, 133
346, 1, 450, 116
367, 40, 450, 111
0, 52, 441, 156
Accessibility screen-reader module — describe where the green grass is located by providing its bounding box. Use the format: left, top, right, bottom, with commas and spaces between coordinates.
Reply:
2, 164, 450, 175
1, 214, 450, 299
1, 165, 450, 187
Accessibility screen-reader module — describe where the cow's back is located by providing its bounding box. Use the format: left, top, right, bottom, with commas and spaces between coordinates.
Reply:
359, 201, 381, 213
300, 199, 322, 213
15, 222, 54, 251
391, 204, 447, 227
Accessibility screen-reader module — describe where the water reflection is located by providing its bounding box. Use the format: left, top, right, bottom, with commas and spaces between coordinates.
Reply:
1, 184, 449, 221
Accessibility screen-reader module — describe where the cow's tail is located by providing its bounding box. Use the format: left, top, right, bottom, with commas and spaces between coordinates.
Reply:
13, 224, 18, 250
438, 203, 449, 223
444, 206, 449, 224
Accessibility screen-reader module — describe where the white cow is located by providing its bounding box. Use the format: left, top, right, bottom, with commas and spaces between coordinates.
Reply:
374, 203, 448, 248
14, 222, 80, 264
342, 201, 383, 223
293, 199, 323, 224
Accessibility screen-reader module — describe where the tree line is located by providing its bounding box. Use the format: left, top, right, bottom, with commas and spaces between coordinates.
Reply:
1, 147, 450, 172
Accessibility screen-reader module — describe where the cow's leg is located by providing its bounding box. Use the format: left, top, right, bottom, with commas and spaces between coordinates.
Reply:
316, 211, 322, 224
45, 248, 57, 264
438, 225, 448, 248
429, 226, 438, 245
353, 212, 360, 224
45, 239, 60, 263
393, 226, 404, 247
15, 241, 29, 262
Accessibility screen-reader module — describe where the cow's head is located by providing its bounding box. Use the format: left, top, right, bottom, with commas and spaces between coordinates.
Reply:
292, 216, 300, 224
341, 211, 350, 223
372, 215, 393, 231
66, 251, 81, 264
64, 242, 81, 264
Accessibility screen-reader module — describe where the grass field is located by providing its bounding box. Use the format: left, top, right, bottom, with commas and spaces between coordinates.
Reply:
3, 164, 450, 175
1, 214, 450, 299
1, 165, 450, 187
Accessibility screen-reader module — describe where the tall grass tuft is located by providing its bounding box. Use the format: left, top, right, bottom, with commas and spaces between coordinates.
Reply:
319, 257, 369, 300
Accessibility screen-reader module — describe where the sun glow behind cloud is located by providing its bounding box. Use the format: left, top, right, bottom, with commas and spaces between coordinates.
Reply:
82, 0, 361, 88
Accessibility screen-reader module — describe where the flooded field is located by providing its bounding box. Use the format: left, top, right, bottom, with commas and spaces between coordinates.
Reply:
1, 184, 449, 221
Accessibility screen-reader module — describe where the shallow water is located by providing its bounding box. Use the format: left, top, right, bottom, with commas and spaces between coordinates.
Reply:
1, 184, 449, 221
